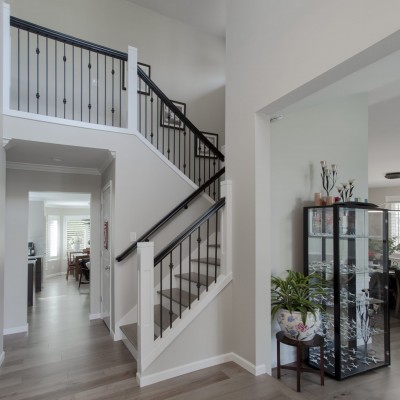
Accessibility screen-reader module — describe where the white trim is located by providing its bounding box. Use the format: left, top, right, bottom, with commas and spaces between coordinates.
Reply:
0, 351, 5, 367
6, 161, 100, 175
3, 108, 131, 134
137, 353, 232, 387
3, 324, 29, 335
89, 313, 101, 320
230, 352, 267, 376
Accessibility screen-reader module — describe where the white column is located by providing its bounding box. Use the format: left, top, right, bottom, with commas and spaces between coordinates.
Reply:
127, 45, 137, 133
220, 180, 233, 276
2, 2, 10, 112
137, 241, 154, 373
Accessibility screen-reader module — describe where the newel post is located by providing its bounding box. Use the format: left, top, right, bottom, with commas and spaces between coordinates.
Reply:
220, 180, 233, 276
2, 2, 10, 112
137, 242, 154, 372
127, 45, 137, 133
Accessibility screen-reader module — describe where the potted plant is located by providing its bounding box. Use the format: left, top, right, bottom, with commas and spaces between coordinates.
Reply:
271, 270, 327, 341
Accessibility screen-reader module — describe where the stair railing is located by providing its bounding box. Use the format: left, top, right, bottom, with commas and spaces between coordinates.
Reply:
136, 180, 232, 374
9, 16, 225, 190
154, 197, 225, 337
116, 167, 225, 262
9, 16, 127, 127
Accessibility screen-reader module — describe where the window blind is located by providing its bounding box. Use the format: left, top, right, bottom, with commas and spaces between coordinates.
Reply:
66, 218, 91, 251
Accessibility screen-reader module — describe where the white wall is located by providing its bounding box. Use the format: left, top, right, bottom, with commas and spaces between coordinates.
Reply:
225, 0, 400, 373
7, 0, 226, 143
270, 95, 368, 365
28, 201, 45, 256
4, 168, 101, 330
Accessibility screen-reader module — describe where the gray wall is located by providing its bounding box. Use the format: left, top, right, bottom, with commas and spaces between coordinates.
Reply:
225, 0, 400, 373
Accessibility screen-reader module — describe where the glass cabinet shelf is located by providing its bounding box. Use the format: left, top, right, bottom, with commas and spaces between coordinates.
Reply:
304, 203, 390, 380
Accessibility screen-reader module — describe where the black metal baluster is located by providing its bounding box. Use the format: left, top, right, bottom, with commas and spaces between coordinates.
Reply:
72, 45, 74, 120
198, 138, 201, 186
150, 90, 154, 145
54, 40, 57, 116
27, 31, 30, 112
111, 58, 115, 126
208, 152, 211, 197
197, 227, 201, 300
17, 28, 20, 110
167, 124, 170, 160
173, 124, 176, 167
45, 37, 48, 115
138, 78, 142, 133
183, 130, 187, 175
104, 56, 107, 125
80, 47, 82, 121
213, 158, 217, 199
63, 42, 66, 118
156, 94, 159, 149
119, 59, 122, 128
179, 124, 181, 171
188, 235, 192, 310
179, 243, 182, 318
160, 260, 163, 338
203, 142, 206, 188
145, 81, 148, 139
169, 253, 173, 328
88, 50, 91, 122
215, 212, 219, 282
192, 133, 195, 184
96, 53, 99, 124
36, 34, 39, 114
206, 220, 210, 291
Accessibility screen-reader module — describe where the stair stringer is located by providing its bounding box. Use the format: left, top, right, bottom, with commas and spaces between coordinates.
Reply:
138, 272, 232, 379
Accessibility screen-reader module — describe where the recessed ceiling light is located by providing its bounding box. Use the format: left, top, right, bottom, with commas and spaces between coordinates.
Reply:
385, 172, 400, 179
53, 158, 63, 162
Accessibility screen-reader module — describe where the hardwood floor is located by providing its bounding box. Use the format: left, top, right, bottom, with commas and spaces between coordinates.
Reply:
1, 276, 399, 399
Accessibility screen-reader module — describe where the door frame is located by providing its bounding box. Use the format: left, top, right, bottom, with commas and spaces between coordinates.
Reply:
101, 180, 113, 334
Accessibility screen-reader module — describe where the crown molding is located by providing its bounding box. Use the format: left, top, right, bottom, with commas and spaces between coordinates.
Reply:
6, 161, 101, 175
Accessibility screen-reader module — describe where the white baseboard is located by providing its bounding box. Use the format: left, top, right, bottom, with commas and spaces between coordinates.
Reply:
0, 351, 5, 367
230, 352, 267, 376
137, 353, 232, 387
89, 313, 101, 320
3, 324, 29, 335
137, 351, 267, 387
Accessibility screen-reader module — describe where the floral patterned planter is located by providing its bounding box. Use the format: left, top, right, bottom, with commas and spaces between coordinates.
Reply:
276, 309, 321, 341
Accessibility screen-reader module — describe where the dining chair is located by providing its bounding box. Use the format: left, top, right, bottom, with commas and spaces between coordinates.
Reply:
78, 258, 90, 288
66, 252, 77, 280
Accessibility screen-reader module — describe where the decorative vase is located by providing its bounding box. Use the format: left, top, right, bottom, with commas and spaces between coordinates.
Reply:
276, 309, 321, 341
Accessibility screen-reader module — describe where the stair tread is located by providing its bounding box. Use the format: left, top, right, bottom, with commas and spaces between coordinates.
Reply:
191, 257, 220, 266
157, 288, 197, 307
120, 323, 137, 349
175, 272, 217, 286
154, 304, 178, 330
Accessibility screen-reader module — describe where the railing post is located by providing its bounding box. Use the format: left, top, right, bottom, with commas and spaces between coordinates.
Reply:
220, 180, 233, 276
137, 241, 154, 373
2, 2, 10, 112
127, 45, 137, 133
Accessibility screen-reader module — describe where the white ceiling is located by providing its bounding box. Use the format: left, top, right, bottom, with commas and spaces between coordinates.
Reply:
29, 192, 90, 208
127, 0, 227, 38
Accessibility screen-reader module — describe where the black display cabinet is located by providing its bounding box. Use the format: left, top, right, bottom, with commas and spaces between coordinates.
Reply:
304, 202, 390, 380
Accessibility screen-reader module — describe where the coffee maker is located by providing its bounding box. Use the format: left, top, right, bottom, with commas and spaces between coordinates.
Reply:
28, 242, 35, 256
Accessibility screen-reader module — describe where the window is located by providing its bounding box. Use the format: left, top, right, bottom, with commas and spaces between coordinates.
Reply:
389, 203, 400, 250
65, 217, 91, 252
47, 215, 60, 259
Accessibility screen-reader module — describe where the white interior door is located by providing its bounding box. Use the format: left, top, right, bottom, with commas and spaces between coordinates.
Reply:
101, 181, 112, 331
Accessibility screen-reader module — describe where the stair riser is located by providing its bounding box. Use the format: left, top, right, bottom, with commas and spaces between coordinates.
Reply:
189, 262, 220, 277
159, 294, 194, 316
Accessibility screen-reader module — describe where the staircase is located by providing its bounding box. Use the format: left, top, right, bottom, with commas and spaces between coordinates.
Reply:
7, 15, 232, 387
120, 238, 221, 345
